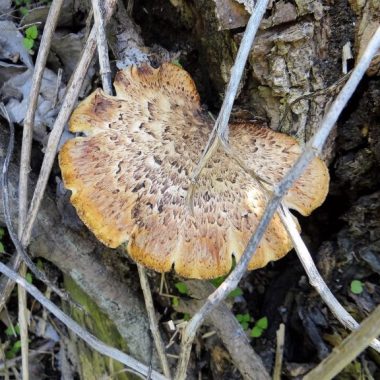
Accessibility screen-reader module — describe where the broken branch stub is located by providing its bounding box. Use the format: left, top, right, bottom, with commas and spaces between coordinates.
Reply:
59, 63, 329, 279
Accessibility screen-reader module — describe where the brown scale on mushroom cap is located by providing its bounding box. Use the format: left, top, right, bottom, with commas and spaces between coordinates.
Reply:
59, 63, 329, 279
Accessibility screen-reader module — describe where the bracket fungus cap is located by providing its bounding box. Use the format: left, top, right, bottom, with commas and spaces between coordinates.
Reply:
59, 63, 329, 279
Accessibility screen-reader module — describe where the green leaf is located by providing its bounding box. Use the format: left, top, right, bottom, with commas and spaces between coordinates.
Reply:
183, 313, 190, 321
13, 340, 22, 350
175, 282, 188, 295
172, 296, 179, 307
5, 324, 20, 336
236, 313, 251, 323
350, 280, 364, 294
25, 25, 38, 40
240, 321, 249, 330
256, 317, 268, 330
228, 287, 243, 298
37, 259, 44, 270
209, 276, 225, 288
0, 242, 5, 254
250, 326, 263, 338
23, 37, 34, 50
25, 272, 33, 284
0, 227, 5, 238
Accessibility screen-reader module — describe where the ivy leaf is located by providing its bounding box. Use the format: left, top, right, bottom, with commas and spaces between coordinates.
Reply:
0, 242, 5, 254
175, 282, 188, 295
25, 25, 38, 40
350, 280, 364, 295
0, 227, 5, 238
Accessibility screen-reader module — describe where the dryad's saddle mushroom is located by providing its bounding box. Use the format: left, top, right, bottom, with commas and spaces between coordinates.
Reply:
59, 63, 329, 279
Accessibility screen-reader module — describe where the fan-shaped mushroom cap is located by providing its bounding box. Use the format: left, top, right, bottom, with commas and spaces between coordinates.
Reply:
59, 63, 329, 279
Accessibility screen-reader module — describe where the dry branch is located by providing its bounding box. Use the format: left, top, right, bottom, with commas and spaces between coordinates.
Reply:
138, 265, 172, 378
175, 25, 380, 380
18, 3, 64, 376
92, 0, 113, 95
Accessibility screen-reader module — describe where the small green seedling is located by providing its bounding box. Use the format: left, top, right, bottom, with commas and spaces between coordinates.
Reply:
236, 313, 252, 330
228, 287, 243, 298
5, 324, 20, 337
25, 272, 33, 284
175, 282, 188, 295
6, 340, 22, 359
172, 296, 179, 307
350, 280, 364, 295
250, 316, 268, 338
23, 25, 38, 51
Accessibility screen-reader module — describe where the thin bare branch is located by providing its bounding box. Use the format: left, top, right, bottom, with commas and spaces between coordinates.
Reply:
137, 265, 172, 379
304, 304, 380, 380
0, 261, 168, 380
278, 205, 380, 352
18, 267, 29, 380
273, 323, 285, 380
18, 3, 64, 376
19, 0, 64, 236
92, 0, 113, 95
175, 26, 380, 380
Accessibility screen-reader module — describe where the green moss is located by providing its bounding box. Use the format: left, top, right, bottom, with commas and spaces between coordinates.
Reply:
64, 276, 136, 380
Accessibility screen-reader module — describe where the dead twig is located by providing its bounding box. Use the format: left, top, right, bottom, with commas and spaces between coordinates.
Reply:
304, 304, 380, 380
0, 261, 168, 380
278, 205, 380, 352
92, 0, 113, 95
18, 3, 64, 377
175, 26, 380, 379
137, 265, 172, 379
273, 323, 285, 380
19, 0, 64, 240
